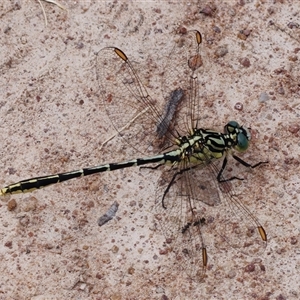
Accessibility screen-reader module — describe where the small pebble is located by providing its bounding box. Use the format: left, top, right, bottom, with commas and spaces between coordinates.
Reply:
260, 264, 266, 271
239, 57, 251, 67
7, 199, 17, 211
288, 55, 298, 62
288, 123, 300, 134
213, 26, 221, 33
4, 241, 13, 248
111, 245, 119, 253
227, 269, 237, 278
234, 102, 243, 111
128, 267, 135, 275
214, 45, 228, 58
259, 92, 269, 102
237, 32, 247, 40
290, 236, 298, 245
200, 4, 217, 16
245, 263, 255, 272
277, 87, 285, 94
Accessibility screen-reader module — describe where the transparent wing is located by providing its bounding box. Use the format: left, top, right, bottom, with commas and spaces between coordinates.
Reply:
208, 160, 267, 256
96, 46, 167, 157
95, 30, 203, 157
154, 164, 208, 281
155, 155, 267, 281
161, 30, 203, 138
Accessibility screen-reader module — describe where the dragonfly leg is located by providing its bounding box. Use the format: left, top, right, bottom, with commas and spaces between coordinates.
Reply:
217, 155, 268, 183
232, 154, 268, 169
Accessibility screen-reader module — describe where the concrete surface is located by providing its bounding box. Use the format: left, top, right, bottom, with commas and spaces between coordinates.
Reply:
0, 0, 299, 299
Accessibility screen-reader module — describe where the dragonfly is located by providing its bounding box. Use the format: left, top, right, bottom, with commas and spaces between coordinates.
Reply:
0, 30, 267, 281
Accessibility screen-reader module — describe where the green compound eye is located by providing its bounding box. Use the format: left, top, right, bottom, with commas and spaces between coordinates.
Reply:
236, 131, 249, 152
225, 121, 239, 134
225, 121, 250, 152
228, 121, 239, 130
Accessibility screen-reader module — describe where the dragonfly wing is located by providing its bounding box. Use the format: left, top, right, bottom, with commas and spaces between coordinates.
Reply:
154, 166, 207, 281
96, 47, 166, 156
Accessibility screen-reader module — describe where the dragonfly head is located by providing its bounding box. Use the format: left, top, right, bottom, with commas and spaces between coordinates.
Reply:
225, 121, 250, 152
